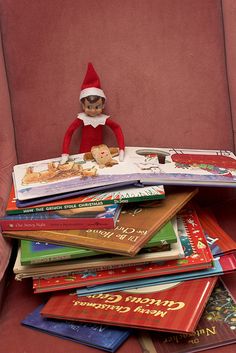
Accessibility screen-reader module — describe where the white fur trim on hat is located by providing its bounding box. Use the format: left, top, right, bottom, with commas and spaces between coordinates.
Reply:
80, 87, 106, 100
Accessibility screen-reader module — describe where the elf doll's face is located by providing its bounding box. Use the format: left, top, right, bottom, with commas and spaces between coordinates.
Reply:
82, 97, 104, 117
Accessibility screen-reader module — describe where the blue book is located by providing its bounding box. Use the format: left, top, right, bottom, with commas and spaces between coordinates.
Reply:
21, 304, 131, 352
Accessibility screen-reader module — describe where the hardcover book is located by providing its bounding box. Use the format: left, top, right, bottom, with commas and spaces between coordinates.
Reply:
15, 181, 142, 208
138, 280, 236, 353
6, 184, 165, 214
22, 304, 131, 352
0, 204, 121, 231
13, 147, 236, 202
3, 187, 198, 256
197, 207, 236, 256
32, 206, 214, 293
75, 254, 236, 297
72, 205, 213, 290
14, 235, 184, 281
41, 277, 218, 334
21, 220, 176, 265
20, 240, 100, 265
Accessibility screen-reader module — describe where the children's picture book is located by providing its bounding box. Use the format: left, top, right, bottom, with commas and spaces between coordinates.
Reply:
33, 253, 235, 295
22, 304, 131, 352
21, 220, 176, 266
13, 235, 184, 281
32, 206, 214, 293
197, 207, 236, 256
20, 220, 175, 265
143, 219, 177, 247
6, 184, 165, 214
13, 147, 236, 201
41, 277, 218, 334
3, 187, 197, 256
138, 280, 236, 353
20, 240, 100, 265
15, 181, 142, 208
0, 204, 121, 231
75, 254, 236, 297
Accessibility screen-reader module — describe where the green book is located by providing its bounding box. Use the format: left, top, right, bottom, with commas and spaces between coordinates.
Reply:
144, 219, 177, 248
20, 220, 176, 265
20, 241, 100, 265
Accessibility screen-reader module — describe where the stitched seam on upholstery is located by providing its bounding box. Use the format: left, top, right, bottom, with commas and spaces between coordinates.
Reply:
0, 26, 18, 162
220, 0, 236, 153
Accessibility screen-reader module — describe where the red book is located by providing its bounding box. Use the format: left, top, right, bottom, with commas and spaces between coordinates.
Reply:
0, 204, 121, 231
197, 207, 236, 255
138, 279, 236, 353
33, 253, 236, 294
41, 277, 217, 334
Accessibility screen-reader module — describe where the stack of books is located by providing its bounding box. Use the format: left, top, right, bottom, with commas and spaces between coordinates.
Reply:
2, 146, 236, 352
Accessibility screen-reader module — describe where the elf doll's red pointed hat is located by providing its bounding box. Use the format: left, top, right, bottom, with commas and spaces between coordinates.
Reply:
79, 63, 106, 100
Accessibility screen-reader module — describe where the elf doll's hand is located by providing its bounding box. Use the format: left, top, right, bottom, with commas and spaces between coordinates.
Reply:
119, 149, 125, 162
60, 153, 69, 164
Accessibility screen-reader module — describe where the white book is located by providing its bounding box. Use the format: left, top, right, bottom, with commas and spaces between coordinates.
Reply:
13, 146, 236, 201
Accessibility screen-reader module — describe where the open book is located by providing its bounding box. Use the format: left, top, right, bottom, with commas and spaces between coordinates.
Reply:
13, 147, 236, 201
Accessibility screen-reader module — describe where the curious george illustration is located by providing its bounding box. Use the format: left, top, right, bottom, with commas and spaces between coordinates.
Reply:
61, 63, 125, 164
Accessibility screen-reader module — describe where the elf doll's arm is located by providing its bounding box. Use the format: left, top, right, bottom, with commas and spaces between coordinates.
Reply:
61, 118, 82, 163
106, 118, 125, 161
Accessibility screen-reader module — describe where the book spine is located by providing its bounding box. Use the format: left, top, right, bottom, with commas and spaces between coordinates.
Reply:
7, 194, 164, 215
21, 249, 98, 265
114, 194, 164, 204
6, 200, 110, 214
21, 254, 76, 265
32, 260, 158, 280
0, 218, 115, 231
219, 253, 236, 270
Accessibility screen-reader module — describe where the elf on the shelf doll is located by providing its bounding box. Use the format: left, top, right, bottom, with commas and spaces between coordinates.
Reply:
61, 63, 125, 164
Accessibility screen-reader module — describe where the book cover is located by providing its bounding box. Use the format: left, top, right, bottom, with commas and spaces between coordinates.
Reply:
197, 208, 236, 256
138, 280, 236, 353
41, 277, 218, 334
15, 180, 142, 207
21, 220, 175, 266
13, 147, 236, 201
0, 204, 121, 231
75, 254, 236, 297
6, 185, 165, 214
20, 223, 173, 266
20, 240, 100, 265
14, 235, 184, 281
74, 206, 215, 295
32, 207, 214, 293
3, 187, 198, 256
145, 220, 177, 248
21, 304, 131, 352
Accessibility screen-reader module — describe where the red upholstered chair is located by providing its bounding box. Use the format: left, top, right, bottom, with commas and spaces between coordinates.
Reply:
1, 1, 236, 352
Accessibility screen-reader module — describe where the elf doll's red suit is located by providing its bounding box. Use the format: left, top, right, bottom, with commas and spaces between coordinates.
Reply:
62, 63, 125, 157
62, 113, 125, 154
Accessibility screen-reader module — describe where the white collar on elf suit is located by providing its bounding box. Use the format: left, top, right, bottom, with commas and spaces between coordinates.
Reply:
77, 112, 109, 128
